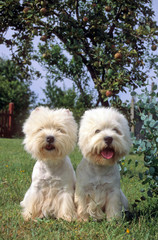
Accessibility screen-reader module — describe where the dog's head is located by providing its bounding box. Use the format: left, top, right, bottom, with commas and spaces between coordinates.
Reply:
23, 107, 77, 162
79, 107, 131, 166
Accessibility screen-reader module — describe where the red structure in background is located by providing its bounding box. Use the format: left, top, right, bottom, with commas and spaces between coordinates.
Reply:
0, 103, 14, 138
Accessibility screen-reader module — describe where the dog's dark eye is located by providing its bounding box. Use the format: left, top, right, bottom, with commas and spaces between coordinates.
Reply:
113, 128, 122, 135
95, 129, 101, 134
57, 128, 65, 134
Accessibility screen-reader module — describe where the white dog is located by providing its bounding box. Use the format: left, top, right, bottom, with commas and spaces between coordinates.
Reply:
20, 106, 77, 221
75, 107, 131, 221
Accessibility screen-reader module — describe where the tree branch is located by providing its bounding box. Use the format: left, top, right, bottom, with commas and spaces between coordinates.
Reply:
108, 5, 123, 38
75, 0, 79, 21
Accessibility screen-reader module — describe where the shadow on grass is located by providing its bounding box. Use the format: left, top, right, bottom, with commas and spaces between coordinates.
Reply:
124, 197, 158, 223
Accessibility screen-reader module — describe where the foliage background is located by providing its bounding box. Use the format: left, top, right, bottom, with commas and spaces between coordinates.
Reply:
0, 57, 36, 136
0, 0, 158, 112
132, 84, 158, 198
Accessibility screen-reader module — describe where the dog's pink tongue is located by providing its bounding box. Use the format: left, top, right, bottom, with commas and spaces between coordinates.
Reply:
101, 149, 114, 159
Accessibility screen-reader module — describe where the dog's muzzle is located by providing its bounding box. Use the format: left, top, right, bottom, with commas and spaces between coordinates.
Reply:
101, 136, 114, 159
45, 135, 55, 151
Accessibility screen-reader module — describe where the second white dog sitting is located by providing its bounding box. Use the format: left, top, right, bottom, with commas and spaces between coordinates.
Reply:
75, 107, 131, 221
21, 106, 77, 222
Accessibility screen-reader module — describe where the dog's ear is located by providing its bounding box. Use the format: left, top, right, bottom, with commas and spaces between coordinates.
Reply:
65, 109, 72, 116
31, 106, 42, 115
34, 107, 41, 111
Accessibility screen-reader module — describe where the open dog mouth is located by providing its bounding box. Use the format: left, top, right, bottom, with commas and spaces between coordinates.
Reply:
101, 148, 115, 159
45, 144, 55, 151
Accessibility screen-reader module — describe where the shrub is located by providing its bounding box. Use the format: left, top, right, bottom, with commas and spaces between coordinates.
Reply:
132, 84, 158, 197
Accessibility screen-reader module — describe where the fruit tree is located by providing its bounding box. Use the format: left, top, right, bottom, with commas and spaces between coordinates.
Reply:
0, 0, 158, 106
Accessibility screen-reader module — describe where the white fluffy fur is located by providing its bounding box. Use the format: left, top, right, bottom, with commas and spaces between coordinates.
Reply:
75, 107, 131, 221
20, 106, 77, 221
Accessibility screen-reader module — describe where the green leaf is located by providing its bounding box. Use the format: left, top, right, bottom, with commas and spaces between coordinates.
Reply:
142, 178, 150, 185
145, 25, 150, 32
147, 190, 153, 197
8, 10, 13, 17
152, 84, 157, 90
140, 114, 146, 121
149, 120, 155, 128
153, 121, 158, 128
140, 189, 145, 193
107, 69, 113, 76
140, 196, 146, 200
149, 167, 155, 175
128, 159, 132, 165
146, 142, 151, 148
139, 172, 143, 180
131, 91, 136, 96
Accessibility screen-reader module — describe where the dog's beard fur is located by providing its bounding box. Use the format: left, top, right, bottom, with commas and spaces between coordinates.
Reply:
21, 107, 77, 221
76, 107, 131, 221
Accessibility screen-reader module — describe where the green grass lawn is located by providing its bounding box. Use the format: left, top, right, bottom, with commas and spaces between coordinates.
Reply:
0, 138, 157, 240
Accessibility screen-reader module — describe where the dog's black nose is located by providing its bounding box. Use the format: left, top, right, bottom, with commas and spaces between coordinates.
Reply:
104, 136, 113, 146
46, 136, 55, 143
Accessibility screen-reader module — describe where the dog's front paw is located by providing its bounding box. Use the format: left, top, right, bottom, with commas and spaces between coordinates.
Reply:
77, 216, 89, 222
22, 210, 32, 221
59, 213, 77, 222
106, 211, 122, 221
22, 208, 44, 221
76, 213, 89, 222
